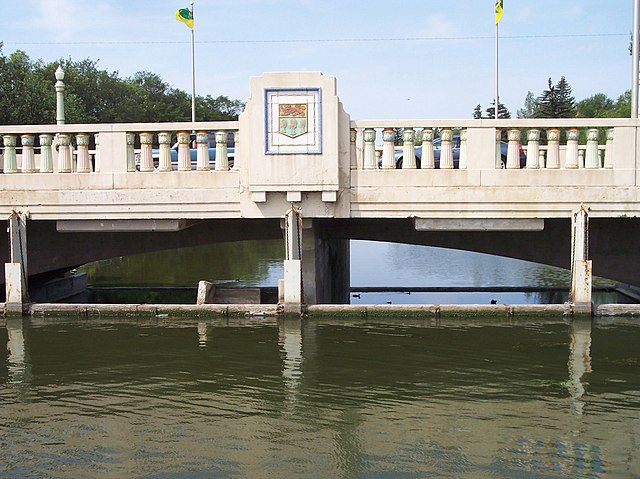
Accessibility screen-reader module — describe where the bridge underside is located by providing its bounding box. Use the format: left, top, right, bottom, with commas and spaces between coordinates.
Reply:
2, 217, 639, 300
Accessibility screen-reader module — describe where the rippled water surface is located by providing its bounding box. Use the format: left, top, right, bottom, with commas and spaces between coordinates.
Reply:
1, 317, 639, 478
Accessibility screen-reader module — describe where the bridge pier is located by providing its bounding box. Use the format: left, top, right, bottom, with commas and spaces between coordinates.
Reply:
282, 207, 350, 311
5, 211, 29, 314
571, 205, 592, 315
301, 220, 350, 306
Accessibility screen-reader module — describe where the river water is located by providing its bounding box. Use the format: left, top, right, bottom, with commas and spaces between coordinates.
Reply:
1, 316, 639, 478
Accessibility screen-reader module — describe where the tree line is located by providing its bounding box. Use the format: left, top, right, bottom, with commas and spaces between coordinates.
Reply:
474, 76, 631, 120
0, 48, 244, 125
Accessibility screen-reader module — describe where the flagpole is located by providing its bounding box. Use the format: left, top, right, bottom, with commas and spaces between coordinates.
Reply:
632, 0, 639, 118
190, 0, 196, 123
495, 21, 499, 120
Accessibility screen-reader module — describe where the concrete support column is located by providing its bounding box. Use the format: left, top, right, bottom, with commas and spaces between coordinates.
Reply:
440, 129, 454, 169
139, 132, 154, 172
39, 134, 53, 173
6, 211, 29, 312
57, 133, 72, 173
20, 135, 37, 173
402, 128, 416, 169
421, 128, 435, 169
458, 129, 468, 169
363, 128, 377, 170
283, 205, 303, 314
158, 132, 172, 172
571, 205, 592, 314
565, 128, 579, 169
126, 133, 136, 172
604, 128, 614, 169
3, 135, 18, 174
214, 131, 229, 171
177, 131, 191, 171
301, 220, 350, 305
75, 134, 91, 173
506, 128, 521, 169
526, 129, 540, 169
546, 128, 560, 169
381, 128, 396, 169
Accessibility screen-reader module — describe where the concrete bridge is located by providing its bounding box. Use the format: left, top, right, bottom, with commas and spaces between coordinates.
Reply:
1, 72, 639, 310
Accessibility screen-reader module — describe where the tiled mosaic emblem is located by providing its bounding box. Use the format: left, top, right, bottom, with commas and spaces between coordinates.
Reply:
279, 104, 308, 138
265, 88, 321, 154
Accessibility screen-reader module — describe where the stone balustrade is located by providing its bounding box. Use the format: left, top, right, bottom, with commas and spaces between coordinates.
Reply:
0, 122, 238, 174
349, 120, 624, 171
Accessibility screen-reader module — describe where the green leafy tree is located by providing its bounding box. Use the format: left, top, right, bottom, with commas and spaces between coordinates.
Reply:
516, 91, 539, 119
473, 104, 483, 119
0, 49, 244, 125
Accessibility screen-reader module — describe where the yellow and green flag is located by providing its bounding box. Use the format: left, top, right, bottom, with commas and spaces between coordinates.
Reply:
495, 0, 503, 24
176, 8, 194, 29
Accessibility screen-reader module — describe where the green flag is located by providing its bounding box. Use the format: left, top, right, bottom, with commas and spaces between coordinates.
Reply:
495, 0, 503, 24
176, 8, 194, 29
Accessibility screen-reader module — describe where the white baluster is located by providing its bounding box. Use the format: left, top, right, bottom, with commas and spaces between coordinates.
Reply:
440, 129, 454, 169
177, 131, 191, 171
546, 128, 560, 169
565, 128, 579, 169
495, 129, 503, 168
75, 134, 91, 173
139, 132, 154, 172
20, 135, 36, 173
458, 129, 467, 169
578, 149, 585, 168
215, 131, 229, 171
57, 133, 72, 173
538, 149, 546, 169
421, 129, 435, 169
604, 128, 614, 169
158, 132, 172, 172
402, 128, 416, 169
2, 135, 18, 174
39, 134, 53, 173
126, 133, 136, 172
363, 129, 377, 170
381, 128, 396, 169
506, 128, 521, 169
196, 131, 210, 171
526, 129, 540, 169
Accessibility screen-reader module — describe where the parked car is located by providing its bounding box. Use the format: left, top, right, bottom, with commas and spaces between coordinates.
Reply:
136, 132, 235, 170
380, 133, 526, 169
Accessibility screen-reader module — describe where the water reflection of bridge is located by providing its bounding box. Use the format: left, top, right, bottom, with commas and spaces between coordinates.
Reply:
2, 318, 637, 476
1, 72, 640, 311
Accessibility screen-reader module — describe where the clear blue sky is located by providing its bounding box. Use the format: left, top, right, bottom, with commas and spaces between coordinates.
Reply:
1, 0, 633, 119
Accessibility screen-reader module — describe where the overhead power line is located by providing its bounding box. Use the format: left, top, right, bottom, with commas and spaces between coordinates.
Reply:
3, 32, 628, 46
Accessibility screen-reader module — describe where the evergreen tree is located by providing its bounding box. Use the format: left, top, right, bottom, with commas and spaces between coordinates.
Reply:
472, 102, 510, 119
534, 77, 576, 118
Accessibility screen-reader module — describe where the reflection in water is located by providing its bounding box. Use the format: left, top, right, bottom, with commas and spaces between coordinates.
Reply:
278, 318, 303, 404
6, 318, 27, 385
568, 319, 593, 416
1, 318, 638, 478
197, 322, 208, 348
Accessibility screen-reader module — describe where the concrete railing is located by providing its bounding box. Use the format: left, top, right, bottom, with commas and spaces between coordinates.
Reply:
349, 119, 636, 172
0, 122, 238, 174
